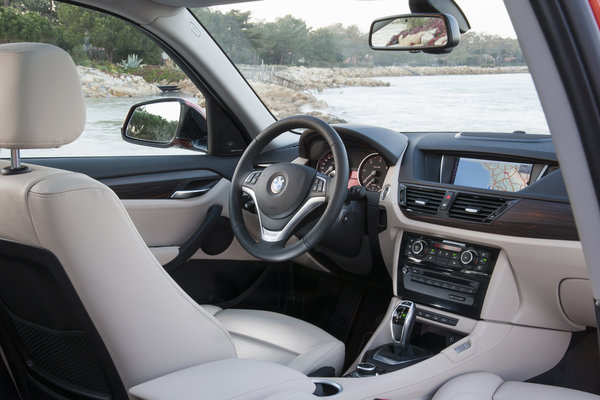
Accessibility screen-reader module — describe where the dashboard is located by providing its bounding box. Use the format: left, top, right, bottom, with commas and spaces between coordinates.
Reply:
291, 125, 586, 327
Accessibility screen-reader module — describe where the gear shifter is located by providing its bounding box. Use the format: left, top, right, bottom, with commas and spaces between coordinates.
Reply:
391, 300, 415, 354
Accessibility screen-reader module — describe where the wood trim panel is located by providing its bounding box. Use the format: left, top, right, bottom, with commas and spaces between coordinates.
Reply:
403, 199, 579, 241
101, 170, 220, 200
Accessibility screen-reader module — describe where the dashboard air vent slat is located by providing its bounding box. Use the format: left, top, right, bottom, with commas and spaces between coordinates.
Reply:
449, 193, 510, 223
403, 186, 445, 215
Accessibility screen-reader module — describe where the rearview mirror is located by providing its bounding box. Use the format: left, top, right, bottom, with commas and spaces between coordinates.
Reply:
122, 98, 208, 152
369, 13, 459, 53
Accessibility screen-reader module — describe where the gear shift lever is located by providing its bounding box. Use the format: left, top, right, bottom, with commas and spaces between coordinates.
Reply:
391, 300, 415, 354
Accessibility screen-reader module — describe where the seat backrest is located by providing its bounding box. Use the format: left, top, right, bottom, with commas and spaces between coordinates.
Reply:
0, 43, 236, 399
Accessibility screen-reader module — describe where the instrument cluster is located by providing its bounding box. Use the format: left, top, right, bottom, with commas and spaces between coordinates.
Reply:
316, 149, 389, 193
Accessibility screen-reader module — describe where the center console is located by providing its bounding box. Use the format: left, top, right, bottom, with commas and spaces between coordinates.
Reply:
398, 232, 499, 319
349, 232, 499, 377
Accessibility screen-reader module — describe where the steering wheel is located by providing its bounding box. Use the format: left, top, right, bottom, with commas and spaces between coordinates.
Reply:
229, 115, 349, 262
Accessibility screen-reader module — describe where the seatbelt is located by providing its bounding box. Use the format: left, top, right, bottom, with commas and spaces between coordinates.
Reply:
0, 345, 22, 400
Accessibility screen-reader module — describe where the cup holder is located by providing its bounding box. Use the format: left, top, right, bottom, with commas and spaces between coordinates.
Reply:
313, 379, 342, 397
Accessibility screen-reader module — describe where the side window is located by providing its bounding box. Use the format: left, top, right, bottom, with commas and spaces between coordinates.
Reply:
0, 1, 205, 158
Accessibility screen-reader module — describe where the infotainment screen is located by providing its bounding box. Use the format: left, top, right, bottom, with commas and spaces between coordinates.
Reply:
451, 157, 533, 192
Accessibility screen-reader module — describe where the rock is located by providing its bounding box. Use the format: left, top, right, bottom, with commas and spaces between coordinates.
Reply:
77, 66, 160, 98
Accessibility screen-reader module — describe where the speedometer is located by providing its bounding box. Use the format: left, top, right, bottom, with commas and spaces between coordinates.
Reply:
317, 151, 336, 175
358, 153, 388, 192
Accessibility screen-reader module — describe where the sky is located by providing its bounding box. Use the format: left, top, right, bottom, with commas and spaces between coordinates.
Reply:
214, 0, 517, 38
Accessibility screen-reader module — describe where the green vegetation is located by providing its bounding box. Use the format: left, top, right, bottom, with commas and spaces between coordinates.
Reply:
131, 65, 187, 83
192, 8, 524, 68
0, 1, 162, 65
0, 0, 524, 73
127, 108, 178, 143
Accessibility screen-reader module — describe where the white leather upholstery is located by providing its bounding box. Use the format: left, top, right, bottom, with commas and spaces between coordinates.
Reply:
433, 372, 600, 400
0, 43, 85, 149
208, 308, 345, 376
0, 43, 344, 396
0, 162, 237, 390
128, 359, 315, 400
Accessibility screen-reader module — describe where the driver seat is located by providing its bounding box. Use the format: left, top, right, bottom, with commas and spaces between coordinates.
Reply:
0, 43, 343, 399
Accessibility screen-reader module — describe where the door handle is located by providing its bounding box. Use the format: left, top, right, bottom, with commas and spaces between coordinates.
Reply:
170, 187, 211, 199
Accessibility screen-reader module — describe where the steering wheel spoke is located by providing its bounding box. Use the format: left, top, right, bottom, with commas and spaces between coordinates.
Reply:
242, 170, 262, 190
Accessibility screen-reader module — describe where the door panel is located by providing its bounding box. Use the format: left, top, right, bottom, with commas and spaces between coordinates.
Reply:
26, 156, 254, 261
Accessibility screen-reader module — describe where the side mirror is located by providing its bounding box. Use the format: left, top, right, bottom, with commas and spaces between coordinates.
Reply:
122, 98, 208, 152
369, 13, 460, 53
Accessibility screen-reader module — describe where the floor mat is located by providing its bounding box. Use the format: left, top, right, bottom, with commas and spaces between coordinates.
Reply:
527, 329, 600, 394
0, 357, 19, 400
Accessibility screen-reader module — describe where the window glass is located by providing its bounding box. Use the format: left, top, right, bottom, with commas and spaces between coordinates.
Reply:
193, 0, 550, 134
0, 1, 205, 158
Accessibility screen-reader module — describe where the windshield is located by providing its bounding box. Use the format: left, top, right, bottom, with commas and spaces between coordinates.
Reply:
193, 0, 550, 134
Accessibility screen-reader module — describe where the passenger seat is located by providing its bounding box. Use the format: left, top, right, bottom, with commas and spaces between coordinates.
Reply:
433, 372, 600, 400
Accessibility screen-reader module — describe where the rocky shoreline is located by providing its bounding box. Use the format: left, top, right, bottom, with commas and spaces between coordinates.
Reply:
77, 64, 528, 123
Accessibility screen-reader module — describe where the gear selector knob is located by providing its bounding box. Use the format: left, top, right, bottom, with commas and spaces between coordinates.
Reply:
391, 300, 415, 353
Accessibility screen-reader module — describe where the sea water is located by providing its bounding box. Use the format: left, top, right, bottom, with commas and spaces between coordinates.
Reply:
10, 73, 548, 158
311, 73, 549, 134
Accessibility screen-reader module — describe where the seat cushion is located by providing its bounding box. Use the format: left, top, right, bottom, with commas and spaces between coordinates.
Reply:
433, 372, 600, 400
206, 308, 344, 376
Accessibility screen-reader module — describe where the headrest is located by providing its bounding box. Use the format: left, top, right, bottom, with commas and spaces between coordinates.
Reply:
0, 43, 85, 149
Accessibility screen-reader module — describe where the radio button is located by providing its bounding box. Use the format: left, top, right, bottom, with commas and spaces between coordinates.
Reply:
474, 264, 486, 272
479, 250, 491, 259
436, 256, 450, 265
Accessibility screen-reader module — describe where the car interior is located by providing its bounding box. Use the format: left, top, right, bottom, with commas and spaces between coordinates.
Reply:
0, 0, 599, 399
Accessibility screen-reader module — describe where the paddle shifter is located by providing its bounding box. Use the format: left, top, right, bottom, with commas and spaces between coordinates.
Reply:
391, 300, 416, 354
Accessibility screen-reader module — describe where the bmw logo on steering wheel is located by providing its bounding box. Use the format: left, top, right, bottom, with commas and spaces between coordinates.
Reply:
270, 175, 286, 194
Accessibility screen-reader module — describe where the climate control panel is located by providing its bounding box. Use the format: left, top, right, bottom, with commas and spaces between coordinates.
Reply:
405, 235, 492, 274
399, 233, 499, 319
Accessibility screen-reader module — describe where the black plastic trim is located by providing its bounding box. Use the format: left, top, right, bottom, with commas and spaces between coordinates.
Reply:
299, 124, 408, 165
530, 0, 600, 206
22, 155, 239, 181
0, 239, 127, 400
163, 205, 222, 273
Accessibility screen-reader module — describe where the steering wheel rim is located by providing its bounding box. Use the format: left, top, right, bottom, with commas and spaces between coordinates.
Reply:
229, 115, 349, 262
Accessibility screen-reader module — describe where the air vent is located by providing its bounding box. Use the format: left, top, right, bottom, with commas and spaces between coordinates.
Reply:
449, 193, 511, 223
402, 186, 446, 215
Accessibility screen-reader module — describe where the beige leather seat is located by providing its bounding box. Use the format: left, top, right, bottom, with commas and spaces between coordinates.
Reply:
0, 42, 343, 398
433, 372, 600, 400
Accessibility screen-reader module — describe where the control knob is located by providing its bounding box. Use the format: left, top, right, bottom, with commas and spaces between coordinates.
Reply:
460, 249, 478, 266
411, 239, 428, 256
355, 362, 376, 377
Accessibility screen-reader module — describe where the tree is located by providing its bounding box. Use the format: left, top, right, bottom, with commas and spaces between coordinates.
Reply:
254, 15, 309, 64
57, 3, 162, 64
127, 108, 178, 143
0, 6, 58, 44
304, 28, 342, 66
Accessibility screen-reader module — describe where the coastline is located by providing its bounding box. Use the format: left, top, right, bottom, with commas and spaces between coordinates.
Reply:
77, 64, 529, 123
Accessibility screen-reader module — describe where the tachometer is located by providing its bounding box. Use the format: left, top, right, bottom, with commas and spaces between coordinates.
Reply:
317, 151, 336, 175
358, 153, 388, 192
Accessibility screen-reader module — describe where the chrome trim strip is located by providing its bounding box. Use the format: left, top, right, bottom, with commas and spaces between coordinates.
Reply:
536, 164, 549, 182
312, 379, 343, 394
440, 154, 445, 183
170, 187, 211, 199
242, 180, 326, 243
